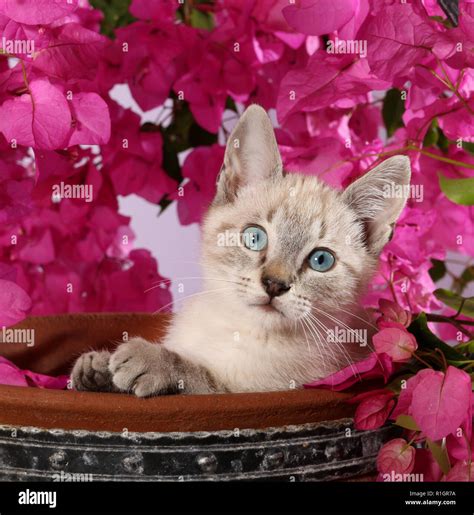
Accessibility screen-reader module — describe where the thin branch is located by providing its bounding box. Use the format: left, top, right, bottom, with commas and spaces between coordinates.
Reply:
425, 313, 474, 339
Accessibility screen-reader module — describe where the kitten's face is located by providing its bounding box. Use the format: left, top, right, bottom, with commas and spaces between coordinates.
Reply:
200, 105, 410, 331
202, 174, 375, 328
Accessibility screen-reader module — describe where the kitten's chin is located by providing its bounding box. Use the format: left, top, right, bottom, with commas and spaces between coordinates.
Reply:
246, 300, 295, 329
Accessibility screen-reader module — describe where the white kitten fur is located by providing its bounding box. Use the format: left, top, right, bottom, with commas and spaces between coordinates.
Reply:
162, 106, 411, 392
72, 105, 411, 395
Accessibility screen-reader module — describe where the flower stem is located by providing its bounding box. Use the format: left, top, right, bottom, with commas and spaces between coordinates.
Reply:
425, 313, 474, 339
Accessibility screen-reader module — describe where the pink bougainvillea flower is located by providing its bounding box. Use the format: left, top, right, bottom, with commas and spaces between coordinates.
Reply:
103, 105, 176, 202
412, 448, 443, 482
113, 21, 193, 112
360, 3, 441, 82
282, 0, 356, 36
446, 391, 473, 462
351, 389, 396, 430
438, 99, 474, 142
0, 279, 32, 327
404, 95, 470, 144
377, 299, 412, 327
0, 18, 51, 59
281, 0, 369, 41
280, 136, 354, 188
23, 369, 69, 389
365, 206, 445, 314
0, 356, 28, 386
17, 227, 55, 265
175, 144, 225, 225
414, 151, 474, 256
410, 367, 472, 441
390, 368, 433, 420
174, 61, 228, 134
95, 249, 173, 313
0, 0, 78, 25
277, 55, 389, 122
0, 167, 34, 224
305, 352, 393, 391
0, 357, 68, 389
67, 92, 111, 146
373, 325, 418, 362
442, 460, 474, 482
377, 438, 416, 475
348, 103, 382, 144
32, 23, 107, 81
0, 79, 71, 149
129, 0, 178, 21
338, 0, 370, 40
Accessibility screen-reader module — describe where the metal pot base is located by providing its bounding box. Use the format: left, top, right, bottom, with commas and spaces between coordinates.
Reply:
0, 419, 394, 481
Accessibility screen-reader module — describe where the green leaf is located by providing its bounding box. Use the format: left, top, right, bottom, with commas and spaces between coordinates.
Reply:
382, 88, 405, 137
190, 8, 214, 30
161, 135, 183, 184
188, 123, 218, 148
436, 127, 450, 152
156, 98, 218, 184
426, 439, 451, 475
434, 289, 474, 318
457, 266, 474, 294
89, 0, 135, 38
158, 196, 172, 214
429, 259, 447, 282
423, 119, 439, 148
408, 313, 466, 361
225, 97, 237, 112
447, 360, 474, 368
438, 173, 474, 206
395, 415, 420, 431
428, 15, 454, 29
462, 141, 474, 156
455, 340, 474, 354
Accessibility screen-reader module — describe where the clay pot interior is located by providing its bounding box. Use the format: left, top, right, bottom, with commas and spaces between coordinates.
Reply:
0, 313, 356, 433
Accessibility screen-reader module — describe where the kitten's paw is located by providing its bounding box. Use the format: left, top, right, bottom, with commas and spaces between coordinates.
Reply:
109, 338, 171, 397
71, 350, 115, 392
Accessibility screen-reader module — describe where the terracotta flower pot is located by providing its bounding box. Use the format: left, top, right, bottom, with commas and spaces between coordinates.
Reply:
0, 314, 394, 480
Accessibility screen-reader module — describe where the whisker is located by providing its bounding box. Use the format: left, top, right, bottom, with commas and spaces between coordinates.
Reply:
179, 260, 245, 280
312, 308, 364, 350
305, 313, 347, 369
299, 317, 312, 355
336, 305, 378, 330
309, 308, 382, 379
145, 276, 243, 293
301, 315, 329, 369
311, 306, 378, 356
153, 287, 235, 314
306, 312, 359, 375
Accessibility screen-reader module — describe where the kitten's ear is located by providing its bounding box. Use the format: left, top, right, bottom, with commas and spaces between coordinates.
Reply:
342, 155, 411, 255
214, 104, 283, 203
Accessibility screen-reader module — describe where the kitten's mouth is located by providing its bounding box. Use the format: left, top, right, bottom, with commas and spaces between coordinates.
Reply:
250, 301, 283, 316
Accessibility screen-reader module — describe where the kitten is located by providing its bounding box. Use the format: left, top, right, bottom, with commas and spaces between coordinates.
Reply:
72, 105, 411, 396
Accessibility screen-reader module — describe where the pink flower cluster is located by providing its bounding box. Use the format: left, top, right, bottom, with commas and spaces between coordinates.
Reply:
0, 0, 473, 480
1, 0, 473, 325
0, 0, 172, 324
307, 299, 474, 481
0, 356, 68, 389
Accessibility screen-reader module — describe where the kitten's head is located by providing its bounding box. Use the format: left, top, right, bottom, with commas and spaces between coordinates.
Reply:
201, 105, 411, 330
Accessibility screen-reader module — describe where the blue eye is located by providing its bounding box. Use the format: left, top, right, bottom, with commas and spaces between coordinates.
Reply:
243, 226, 268, 251
308, 249, 335, 272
